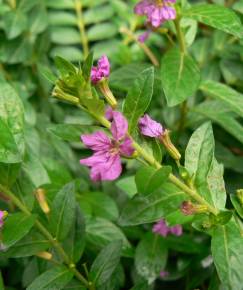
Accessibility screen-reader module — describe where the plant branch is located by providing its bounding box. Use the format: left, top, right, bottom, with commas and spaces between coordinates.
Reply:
94, 116, 219, 216
0, 184, 91, 288
120, 27, 159, 67
174, 18, 186, 54
74, 0, 89, 58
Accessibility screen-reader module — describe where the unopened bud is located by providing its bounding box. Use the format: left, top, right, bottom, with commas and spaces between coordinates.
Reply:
236, 189, 243, 206
52, 87, 80, 105
159, 130, 181, 161
35, 188, 50, 214
98, 80, 117, 109
36, 251, 52, 260
181, 201, 208, 216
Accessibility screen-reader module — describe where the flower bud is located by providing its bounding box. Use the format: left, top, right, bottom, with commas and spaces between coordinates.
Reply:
159, 129, 181, 161
180, 201, 208, 216
35, 188, 50, 215
36, 251, 52, 260
98, 79, 117, 109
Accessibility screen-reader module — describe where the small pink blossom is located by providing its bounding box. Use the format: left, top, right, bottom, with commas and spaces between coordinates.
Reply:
91, 55, 110, 84
160, 270, 169, 278
152, 219, 183, 237
138, 31, 151, 43
134, 0, 176, 28
80, 112, 134, 181
0, 210, 7, 228
139, 114, 164, 137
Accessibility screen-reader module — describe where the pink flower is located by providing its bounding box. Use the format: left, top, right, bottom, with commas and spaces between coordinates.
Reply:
0, 210, 7, 228
170, 224, 183, 236
160, 271, 169, 278
105, 106, 114, 121
134, 0, 176, 28
139, 114, 164, 137
91, 55, 110, 84
152, 219, 183, 237
80, 112, 134, 181
152, 219, 169, 236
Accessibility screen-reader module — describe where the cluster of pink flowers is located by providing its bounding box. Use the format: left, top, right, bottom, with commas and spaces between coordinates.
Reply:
152, 219, 183, 237
80, 55, 166, 182
134, 0, 176, 42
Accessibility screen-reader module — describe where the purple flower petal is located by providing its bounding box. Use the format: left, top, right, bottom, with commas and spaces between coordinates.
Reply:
134, 0, 154, 15
105, 106, 114, 121
119, 136, 134, 156
152, 219, 170, 237
98, 55, 110, 78
89, 153, 122, 181
0, 210, 5, 228
160, 271, 169, 278
170, 224, 183, 236
161, 6, 176, 20
81, 131, 111, 151
139, 114, 164, 138
91, 55, 110, 84
111, 111, 128, 141
80, 151, 109, 167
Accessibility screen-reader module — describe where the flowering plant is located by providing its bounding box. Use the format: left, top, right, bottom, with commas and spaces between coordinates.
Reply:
0, 0, 243, 289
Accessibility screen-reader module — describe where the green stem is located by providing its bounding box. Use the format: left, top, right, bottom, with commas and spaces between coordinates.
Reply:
74, 0, 89, 58
93, 116, 219, 216
174, 18, 186, 54
120, 27, 159, 67
0, 184, 90, 288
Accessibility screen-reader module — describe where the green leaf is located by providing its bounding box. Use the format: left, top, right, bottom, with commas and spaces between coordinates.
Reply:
2, 230, 50, 258
135, 166, 171, 195
83, 5, 114, 24
116, 176, 137, 198
64, 206, 86, 263
47, 124, 102, 142
0, 81, 25, 163
50, 46, 83, 62
183, 4, 243, 38
22, 152, 50, 187
0, 163, 21, 186
78, 192, 119, 221
166, 234, 205, 253
87, 23, 117, 41
2, 213, 36, 248
82, 52, 93, 81
50, 182, 76, 240
2, 10, 27, 39
200, 80, 243, 118
185, 122, 226, 209
38, 64, 57, 84
110, 63, 151, 91
90, 240, 122, 287
26, 266, 73, 290
230, 195, 243, 218
123, 67, 154, 134
161, 48, 200, 106
119, 182, 186, 226
85, 217, 131, 255
211, 219, 243, 289
51, 27, 80, 45
55, 55, 76, 76
191, 100, 243, 144
135, 232, 168, 284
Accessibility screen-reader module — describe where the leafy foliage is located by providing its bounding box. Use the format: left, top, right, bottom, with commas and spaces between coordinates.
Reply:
0, 0, 243, 289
